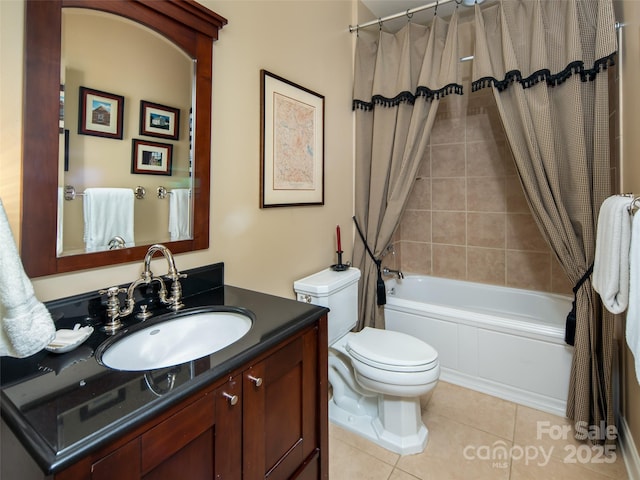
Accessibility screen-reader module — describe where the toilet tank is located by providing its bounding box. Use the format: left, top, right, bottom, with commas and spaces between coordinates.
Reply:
294, 267, 361, 345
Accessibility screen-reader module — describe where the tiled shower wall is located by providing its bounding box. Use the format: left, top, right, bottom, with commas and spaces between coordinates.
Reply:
389, 82, 572, 295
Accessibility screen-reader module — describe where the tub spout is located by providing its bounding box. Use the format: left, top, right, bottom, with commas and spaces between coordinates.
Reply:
382, 267, 404, 280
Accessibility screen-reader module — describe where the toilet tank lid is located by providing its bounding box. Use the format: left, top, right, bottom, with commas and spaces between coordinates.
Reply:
294, 267, 361, 296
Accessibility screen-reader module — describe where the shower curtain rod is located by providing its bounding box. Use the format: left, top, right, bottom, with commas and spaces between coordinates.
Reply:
349, 0, 459, 33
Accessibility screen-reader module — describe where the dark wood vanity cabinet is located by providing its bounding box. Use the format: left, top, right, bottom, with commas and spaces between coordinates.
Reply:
53, 317, 327, 480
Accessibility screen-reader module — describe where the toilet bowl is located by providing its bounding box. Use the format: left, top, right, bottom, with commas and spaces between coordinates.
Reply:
294, 267, 440, 455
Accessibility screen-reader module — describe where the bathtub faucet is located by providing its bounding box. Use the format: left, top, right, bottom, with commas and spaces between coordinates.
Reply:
382, 267, 404, 280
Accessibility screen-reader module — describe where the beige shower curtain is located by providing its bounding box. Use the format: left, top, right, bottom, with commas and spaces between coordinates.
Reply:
353, 0, 618, 441
353, 12, 461, 330
472, 0, 617, 439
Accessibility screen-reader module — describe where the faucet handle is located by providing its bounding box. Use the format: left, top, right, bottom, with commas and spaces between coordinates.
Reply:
99, 286, 126, 298
164, 271, 187, 282
98, 286, 127, 333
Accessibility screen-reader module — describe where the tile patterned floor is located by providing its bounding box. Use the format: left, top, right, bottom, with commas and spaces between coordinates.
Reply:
329, 382, 628, 480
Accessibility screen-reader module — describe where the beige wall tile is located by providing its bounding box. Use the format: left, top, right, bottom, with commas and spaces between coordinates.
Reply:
400, 241, 431, 275
467, 212, 505, 248
468, 247, 506, 285
405, 177, 431, 211
468, 176, 506, 212
433, 211, 466, 245
397, 87, 567, 294
432, 178, 466, 211
432, 244, 466, 279
432, 143, 466, 177
401, 210, 431, 242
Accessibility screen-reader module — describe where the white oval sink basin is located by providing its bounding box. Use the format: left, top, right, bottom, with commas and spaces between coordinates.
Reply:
97, 308, 253, 371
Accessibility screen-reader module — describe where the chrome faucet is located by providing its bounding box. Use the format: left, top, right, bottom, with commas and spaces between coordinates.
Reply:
98, 244, 186, 333
142, 244, 187, 312
382, 267, 404, 280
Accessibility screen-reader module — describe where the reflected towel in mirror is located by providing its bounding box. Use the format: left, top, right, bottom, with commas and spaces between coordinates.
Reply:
0, 198, 56, 358
169, 189, 191, 241
83, 188, 135, 252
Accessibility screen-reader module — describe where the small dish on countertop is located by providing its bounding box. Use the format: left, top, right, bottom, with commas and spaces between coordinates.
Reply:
45, 324, 94, 354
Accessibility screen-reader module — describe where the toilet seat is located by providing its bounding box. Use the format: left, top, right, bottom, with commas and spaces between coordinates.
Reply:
346, 327, 438, 373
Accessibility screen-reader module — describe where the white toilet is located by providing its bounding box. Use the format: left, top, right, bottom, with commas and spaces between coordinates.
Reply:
294, 267, 440, 455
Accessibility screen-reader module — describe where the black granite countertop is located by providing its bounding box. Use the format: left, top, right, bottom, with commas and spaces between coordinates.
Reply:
0, 263, 328, 474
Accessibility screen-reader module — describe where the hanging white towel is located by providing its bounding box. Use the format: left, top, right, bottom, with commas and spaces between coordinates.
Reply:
593, 195, 632, 314
0, 198, 56, 358
627, 211, 640, 383
83, 188, 135, 252
168, 189, 191, 241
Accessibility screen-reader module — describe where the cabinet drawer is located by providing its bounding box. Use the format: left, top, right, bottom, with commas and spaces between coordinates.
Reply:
141, 393, 215, 474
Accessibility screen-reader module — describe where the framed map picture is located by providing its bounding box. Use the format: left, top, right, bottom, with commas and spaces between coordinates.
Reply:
260, 70, 324, 207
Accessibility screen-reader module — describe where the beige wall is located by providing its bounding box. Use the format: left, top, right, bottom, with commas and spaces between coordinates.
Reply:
615, 0, 640, 461
0, 0, 355, 301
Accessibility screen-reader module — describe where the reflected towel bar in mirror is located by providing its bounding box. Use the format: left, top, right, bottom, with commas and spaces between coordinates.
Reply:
157, 186, 191, 199
64, 185, 146, 201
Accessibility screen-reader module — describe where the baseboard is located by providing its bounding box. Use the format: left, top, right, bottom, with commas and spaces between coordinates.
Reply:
440, 368, 567, 418
620, 416, 640, 480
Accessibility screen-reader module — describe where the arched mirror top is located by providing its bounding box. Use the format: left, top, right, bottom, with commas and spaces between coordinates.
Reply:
21, 0, 226, 277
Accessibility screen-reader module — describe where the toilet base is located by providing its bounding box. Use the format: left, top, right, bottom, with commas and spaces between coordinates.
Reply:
329, 396, 429, 455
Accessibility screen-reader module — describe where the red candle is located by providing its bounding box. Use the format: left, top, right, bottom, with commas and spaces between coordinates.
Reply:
336, 225, 342, 252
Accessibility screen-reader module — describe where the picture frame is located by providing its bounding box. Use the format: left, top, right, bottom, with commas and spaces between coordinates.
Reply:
260, 70, 324, 208
78, 86, 124, 139
139, 100, 180, 140
131, 139, 173, 176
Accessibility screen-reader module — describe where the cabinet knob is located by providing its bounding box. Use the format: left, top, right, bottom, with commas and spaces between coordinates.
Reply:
247, 375, 263, 387
222, 392, 238, 406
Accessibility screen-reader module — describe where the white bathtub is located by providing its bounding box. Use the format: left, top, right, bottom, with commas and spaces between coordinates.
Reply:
384, 275, 574, 416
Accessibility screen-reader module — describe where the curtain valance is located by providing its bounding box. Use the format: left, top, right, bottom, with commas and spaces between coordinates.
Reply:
472, 0, 617, 92
353, 13, 462, 111
353, 0, 618, 109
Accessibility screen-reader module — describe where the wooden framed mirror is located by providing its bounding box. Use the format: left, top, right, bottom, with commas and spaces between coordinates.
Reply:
21, 0, 226, 277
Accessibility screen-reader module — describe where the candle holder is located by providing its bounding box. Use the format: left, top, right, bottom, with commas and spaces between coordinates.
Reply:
331, 250, 349, 272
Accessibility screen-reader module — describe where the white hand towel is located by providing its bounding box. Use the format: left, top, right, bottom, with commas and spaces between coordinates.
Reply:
627, 212, 640, 383
83, 188, 135, 252
0, 198, 56, 358
593, 195, 632, 314
168, 189, 191, 241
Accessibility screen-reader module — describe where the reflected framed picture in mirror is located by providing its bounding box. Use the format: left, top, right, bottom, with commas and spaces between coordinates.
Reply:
131, 139, 173, 175
140, 100, 180, 140
78, 86, 124, 139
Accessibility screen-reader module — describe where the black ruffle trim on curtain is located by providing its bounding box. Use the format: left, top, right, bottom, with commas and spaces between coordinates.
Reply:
471, 53, 616, 92
352, 83, 463, 111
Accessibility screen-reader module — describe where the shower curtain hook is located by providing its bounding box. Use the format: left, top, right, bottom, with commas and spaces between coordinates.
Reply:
378, 17, 383, 30
406, 9, 413, 22
455, 0, 462, 8
434, 0, 439, 16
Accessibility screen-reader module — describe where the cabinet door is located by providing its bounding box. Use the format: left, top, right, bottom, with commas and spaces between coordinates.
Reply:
90, 439, 141, 480
140, 392, 215, 479
243, 326, 319, 480
213, 374, 243, 478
